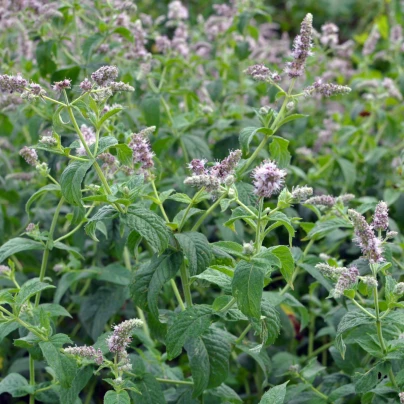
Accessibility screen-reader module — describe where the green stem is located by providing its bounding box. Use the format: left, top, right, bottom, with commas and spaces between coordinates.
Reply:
350, 298, 376, 319
170, 279, 186, 311
178, 187, 205, 231
235, 198, 257, 218
123, 247, 151, 339
155, 378, 194, 386
297, 374, 329, 402
238, 79, 296, 177
219, 297, 237, 312
180, 261, 193, 307
191, 192, 228, 232
29, 355, 35, 404
54, 205, 95, 243
64, 91, 124, 214
35, 197, 65, 306
373, 285, 398, 389
151, 180, 170, 222
306, 341, 333, 360
254, 198, 263, 252
235, 324, 252, 344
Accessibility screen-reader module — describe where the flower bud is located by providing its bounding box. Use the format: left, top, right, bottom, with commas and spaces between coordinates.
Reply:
394, 283, 404, 296
242, 242, 254, 256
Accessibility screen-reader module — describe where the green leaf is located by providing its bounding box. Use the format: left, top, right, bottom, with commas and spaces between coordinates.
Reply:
182, 135, 213, 161
175, 232, 212, 276
25, 184, 61, 214
169, 193, 193, 204
130, 251, 183, 318
36, 40, 57, 77
239, 127, 273, 154
166, 304, 213, 360
337, 158, 356, 188
60, 366, 93, 404
60, 161, 93, 206
141, 96, 160, 127
185, 328, 231, 397
0, 322, 19, 342
82, 33, 104, 60
232, 260, 266, 319
306, 218, 352, 240
85, 206, 118, 241
124, 207, 170, 254
38, 303, 72, 318
79, 285, 128, 340
97, 107, 123, 129
113, 143, 133, 166
193, 268, 232, 293
104, 390, 131, 404
335, 310, 375, 359
91, 136, 118, 156
54, 270, 94, 304
253, 298, 281, 345
132, 374, 166, 404
213, 241, 245, 258
260, 381, 289, 404
39, 341, 77, 388
269, 136, 291, 168
277, 114, 308, 127
268, 246, 295, 288
0, 238, 45, 263
16, 278, 55, 306
0, 373, 29, 397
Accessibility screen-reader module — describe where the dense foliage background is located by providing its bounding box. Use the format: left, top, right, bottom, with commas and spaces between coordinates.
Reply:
1, 0, 404, 403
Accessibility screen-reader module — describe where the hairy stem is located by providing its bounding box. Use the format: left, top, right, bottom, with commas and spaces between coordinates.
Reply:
191, 192, 228, 232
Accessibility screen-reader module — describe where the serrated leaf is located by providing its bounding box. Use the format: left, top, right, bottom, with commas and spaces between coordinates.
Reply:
175, 232, 212, 276
60, 366, 93, 404
85, 205, 118, 241
185, 328, 231, 397
60, 161, 93, 206
25, 184, 61, 215
193, 268, 232, 293
104, 390, 131, 404
124, 207, 170, 254
16, 278, 55, 306
306, 218, 352, 240
91, 136, 118, 156
260, 381, 288, 404
0, 238, 45, 263
268, 246, 294, 288
132, 374, 166, 404
130, 251, 183, 318
277, 114, 308, 127
0, 373, 29, 398
79, 285, 128, 340
239, 127, 273, 154
232, 260, 266, 319
269, 136, 291, 168
166, 305, 213, 360
39, 341, 77, 388
97, 107, 123, 129
335, 310, 375, 359
182, 135, 212, 161
169, 193, 193, 204
113, 143, 133, 166
0, 322, 19, 342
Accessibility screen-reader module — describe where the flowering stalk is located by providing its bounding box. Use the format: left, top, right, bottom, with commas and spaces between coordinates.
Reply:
238, 79, 296, 177
63, 90, 125, 214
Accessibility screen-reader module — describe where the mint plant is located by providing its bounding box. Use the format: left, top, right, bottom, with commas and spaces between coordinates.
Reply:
0, 1, 404, 404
